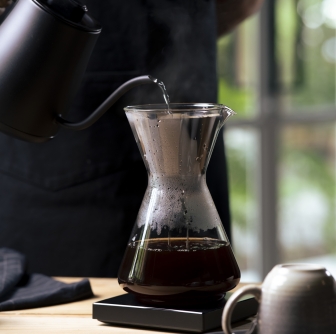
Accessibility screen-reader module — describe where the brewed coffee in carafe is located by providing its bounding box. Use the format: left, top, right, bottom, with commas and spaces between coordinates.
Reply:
118, 103, 240, 306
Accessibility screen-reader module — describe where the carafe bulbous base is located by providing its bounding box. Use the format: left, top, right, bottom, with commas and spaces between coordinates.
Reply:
118, 103, 240, 307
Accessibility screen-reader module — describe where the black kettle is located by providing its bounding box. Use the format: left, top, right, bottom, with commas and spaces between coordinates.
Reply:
0, 0, 154, 143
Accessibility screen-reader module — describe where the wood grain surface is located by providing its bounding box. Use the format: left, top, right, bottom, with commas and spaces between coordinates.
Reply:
0, 278, 254, 333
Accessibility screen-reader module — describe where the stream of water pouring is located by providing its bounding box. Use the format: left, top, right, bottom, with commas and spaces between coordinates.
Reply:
149, 75, 171, 113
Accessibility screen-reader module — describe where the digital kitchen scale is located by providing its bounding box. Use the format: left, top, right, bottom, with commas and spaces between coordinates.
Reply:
93, 292, 258, 333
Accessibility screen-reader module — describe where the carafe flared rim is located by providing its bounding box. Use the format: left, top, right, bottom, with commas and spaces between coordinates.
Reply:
124, 103, 235, 114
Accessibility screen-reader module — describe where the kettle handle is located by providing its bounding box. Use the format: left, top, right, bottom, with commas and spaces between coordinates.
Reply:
55, 75, 155, 131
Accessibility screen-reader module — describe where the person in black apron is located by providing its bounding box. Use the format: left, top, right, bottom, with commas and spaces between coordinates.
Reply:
0, 0, 263, 277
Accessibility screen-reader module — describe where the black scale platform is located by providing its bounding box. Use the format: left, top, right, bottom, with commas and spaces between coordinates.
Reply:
93, 292, 258, 333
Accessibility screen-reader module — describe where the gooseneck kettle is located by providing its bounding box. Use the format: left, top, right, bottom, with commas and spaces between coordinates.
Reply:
0, 0, 155, 143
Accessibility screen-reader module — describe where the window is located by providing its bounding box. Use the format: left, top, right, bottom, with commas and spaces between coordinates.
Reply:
218, 0, 336, 281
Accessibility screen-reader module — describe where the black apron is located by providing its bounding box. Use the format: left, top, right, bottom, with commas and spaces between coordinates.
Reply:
0, 0, 231, 277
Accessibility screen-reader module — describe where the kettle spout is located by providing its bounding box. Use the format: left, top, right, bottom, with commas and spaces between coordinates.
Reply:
56, 75, 163, 131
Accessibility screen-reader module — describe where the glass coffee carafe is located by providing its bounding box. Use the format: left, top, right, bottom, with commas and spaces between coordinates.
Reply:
118, 103, 240, 307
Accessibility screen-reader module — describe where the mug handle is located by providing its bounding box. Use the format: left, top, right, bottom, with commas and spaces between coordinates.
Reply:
222, 284, 262, 334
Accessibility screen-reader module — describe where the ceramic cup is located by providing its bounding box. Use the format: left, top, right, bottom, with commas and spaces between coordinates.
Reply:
222, 263, 336, 334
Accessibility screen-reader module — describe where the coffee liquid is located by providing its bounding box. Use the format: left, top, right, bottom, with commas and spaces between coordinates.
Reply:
118, 238, 240, 306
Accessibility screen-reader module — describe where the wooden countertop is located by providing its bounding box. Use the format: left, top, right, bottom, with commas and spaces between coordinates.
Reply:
0, 278, 254, 333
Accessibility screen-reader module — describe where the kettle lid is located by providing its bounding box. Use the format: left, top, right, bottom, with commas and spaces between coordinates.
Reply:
33, 0, 101, 32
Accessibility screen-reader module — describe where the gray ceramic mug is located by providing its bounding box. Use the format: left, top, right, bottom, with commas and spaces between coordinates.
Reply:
222, 264, 336, 334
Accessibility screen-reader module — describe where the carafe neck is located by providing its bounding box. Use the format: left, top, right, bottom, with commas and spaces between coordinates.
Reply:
148, 173, 207, 189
